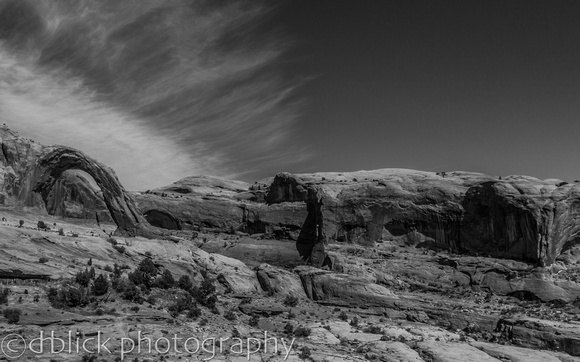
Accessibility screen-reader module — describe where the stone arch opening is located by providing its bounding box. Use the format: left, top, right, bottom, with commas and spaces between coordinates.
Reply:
30, 147, 155, 237
44, 169, 112, 222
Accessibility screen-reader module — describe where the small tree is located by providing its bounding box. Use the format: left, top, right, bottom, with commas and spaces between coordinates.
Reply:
92, 274, 109, 296
138, 258, 157, 277
18, 220, 24, 228
177, 275, 193, 292
155, 269, 175, 289
75, 268, 93, 287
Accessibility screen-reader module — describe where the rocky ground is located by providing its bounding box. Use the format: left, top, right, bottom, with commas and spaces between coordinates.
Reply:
0, 211, 579, 361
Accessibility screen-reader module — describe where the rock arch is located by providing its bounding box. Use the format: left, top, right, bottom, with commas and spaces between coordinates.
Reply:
28, 147, 156, 237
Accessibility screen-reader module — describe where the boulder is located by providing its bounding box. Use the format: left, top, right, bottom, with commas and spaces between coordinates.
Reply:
294, 266, 398, 307
256, 263, 307, 298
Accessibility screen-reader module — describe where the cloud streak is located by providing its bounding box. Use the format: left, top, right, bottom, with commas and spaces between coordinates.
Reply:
0, 0, 305, 190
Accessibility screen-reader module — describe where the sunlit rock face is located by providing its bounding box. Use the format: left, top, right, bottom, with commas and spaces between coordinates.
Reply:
0, 125, 153, 237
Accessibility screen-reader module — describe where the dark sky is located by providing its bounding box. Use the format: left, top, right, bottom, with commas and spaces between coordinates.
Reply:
275, 0, 580, 181
2, 0, 580, 189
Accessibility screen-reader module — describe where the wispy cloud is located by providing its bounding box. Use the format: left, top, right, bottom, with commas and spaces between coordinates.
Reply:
0, 0, 306, 190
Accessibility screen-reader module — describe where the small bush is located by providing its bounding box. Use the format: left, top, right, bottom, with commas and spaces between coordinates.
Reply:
18, 220, 24, 228
338, 311, 348, 321
249, 314, 260, 327
37, 220, 47, 229
3, 308, 21, 324
224, 310, 237, 321
113, 245, 126, 254
294, 326, 311, 337
363, 325, 382, 334
283, 295, 299, 307
299, 346, 312, 359
154, 269, 175, 289
107, 237, 118, 245
92, 274, 109, 296
38, 256, 49, 264
58, 228, 64, 236
283, 323, 294, 335
104, 265, 113, 272
187, 304, 202, 320
177, 275, 193, 292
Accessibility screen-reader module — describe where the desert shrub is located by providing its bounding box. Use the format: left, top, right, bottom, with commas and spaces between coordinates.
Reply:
87, 258, 92, 266
223, 310, 237, 321
18, 220, 24, 227
113, 245, 126, 254
104, 265, 113, 272
299, 346, 312, 359
138, 258, 157, 276
350, 317, 359, 327
338, 311, 348, 321
33, 294, 40, 302
283, 295, 299, 307
249, 314, 260, 327
130, 306, 140, 313
187, 304, 202, 320
154, 269, 175, 289
37, 220, 47, 229
283, 323, 294, 335
115, 278, 143, 303
107, 237, 118, 245
363, 325, 382, 334
192, 278, 217, 309
128, 270, 151, 290
169, 293, 195, 318
92, 274, 109, 296
294, 326, 311, 337
147, 295, 157, 305
38, 256, 49, 263
177, 275, 193, 292
144, 251, 152, 257
47, 286, 89, 308
3, 308, 21, 324
81, 354, 97, 362
0, 287, 10, 304
58, 228, 64, 236
287, 310, 296, 319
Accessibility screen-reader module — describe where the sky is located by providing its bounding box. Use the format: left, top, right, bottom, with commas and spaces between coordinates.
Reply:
1, 0, 580, 190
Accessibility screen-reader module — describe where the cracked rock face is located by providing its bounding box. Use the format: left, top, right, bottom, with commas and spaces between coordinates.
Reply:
0, 126, 154, 237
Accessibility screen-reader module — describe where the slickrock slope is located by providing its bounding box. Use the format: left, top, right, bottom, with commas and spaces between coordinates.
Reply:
0, 125, 153, 236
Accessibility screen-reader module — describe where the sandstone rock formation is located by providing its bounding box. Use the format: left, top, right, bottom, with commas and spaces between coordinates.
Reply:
44, 169, 112, 222
136, 169, 580, 267
0, 126, 154, 236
